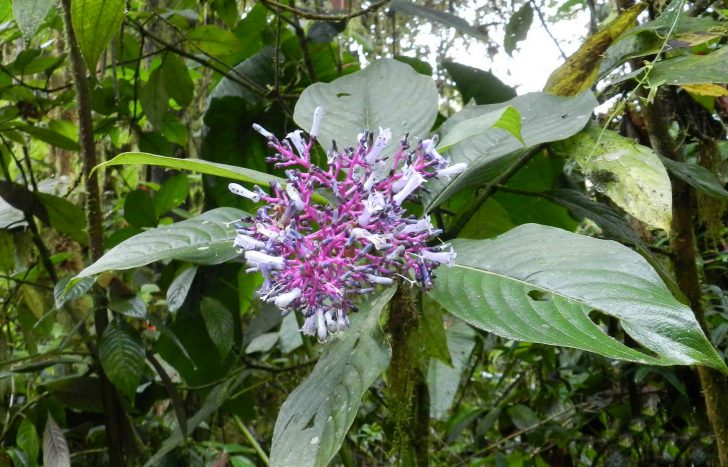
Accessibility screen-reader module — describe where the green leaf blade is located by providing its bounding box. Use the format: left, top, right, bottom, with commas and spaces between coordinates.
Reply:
437, 105, 523, 152
270, 287, 395, 467
73, 207, 245, 280
99, 320, 145, 400
430, 224, 727, 372
70, 0, 126, 71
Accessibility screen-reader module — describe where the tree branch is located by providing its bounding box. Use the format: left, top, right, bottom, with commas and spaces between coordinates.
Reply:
258, 0, 391, 21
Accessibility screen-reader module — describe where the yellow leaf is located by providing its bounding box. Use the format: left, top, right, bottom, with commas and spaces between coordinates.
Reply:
681, 83, 728, 97
545, 4, 646, 96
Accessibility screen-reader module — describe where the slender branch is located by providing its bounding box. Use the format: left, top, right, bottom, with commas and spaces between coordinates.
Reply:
529, 0, 567, 60
233, 415, 270, 466
147, 352, 188, 439
257, 0, 390, 21
442, 145, 544, 240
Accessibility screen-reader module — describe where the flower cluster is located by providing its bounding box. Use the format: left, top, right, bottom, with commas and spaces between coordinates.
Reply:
230, 108, 466, 342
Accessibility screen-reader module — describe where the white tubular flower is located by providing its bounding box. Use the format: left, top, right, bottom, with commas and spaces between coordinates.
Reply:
302, 315, 316, 336
366, 274, 394, 285
234, 234, 265, 250
316, 309, 327, 342
286, 130, 307, 157
422, 247, 457, 266
244, 250, 285, 269
393, 170, 425, 205
363, 161, 388, 192
255, 223, 280, 240
286, 184, 305, 211
364, 127, 392, 165
273, 288, 301, 308
228, 183, 261, 202
324, 310, 337, 333
358, 192, 386, 226
336, 309, 350, 331
422, 136, 448, 165
310, 107, 324, 139
252, 123, 274, 139
400, 216, 434, 235
351, 227, 392, 250
436, 162, 468, 179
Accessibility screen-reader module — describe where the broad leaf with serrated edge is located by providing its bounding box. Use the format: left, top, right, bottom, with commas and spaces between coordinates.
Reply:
70, 0, 125, 71
72, 208, 244, 280
425, 91, 597, 210
294, 59, 438, 153
99, 320, 145, 399
430, 224, 727, 373
270, 287, 395, 467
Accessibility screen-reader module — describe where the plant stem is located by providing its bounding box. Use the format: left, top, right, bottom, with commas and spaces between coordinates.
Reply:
643, 88, 728, 466
386, 285, 429, 466
59, 2, 127, 465
233, 415, 270, 466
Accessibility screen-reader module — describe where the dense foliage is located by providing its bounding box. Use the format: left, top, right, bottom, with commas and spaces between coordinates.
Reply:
1, 0, 728, 466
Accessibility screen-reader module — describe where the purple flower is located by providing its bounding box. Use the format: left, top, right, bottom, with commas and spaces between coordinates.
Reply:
230, 108, 464, 342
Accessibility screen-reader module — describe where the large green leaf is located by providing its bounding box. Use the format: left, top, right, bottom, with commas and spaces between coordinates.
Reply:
437, 106, 523, 152
269, 287, 395, 467
428, 320, 476, 420
293, 59, 438, 152
99, 320, 145, 400
13, 0, 55, 42
551, 125, 672, 232
646, 47, 728, 86
166, 265, 197, 313
96, 152, 280, 191
425, 91, 597, 210
73, 207, 245, 280
429, 224, 727, 372
70, 0, 126, 71
17, 418, 39, 467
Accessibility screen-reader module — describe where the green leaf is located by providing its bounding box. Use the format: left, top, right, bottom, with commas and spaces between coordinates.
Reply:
124, 189, 157, 228
162, 54, 194, 107
201, 297, 234, 359
17, 418, 39, 467
660, 156, 728, 201
504, 3, 533, 56
13, 0, 55, 42
279, 313, 303, 354
99, 319, 145, 399
621, 46, 728, 86
14, 123, 79, 151
270, 287, 395, 467
429, 224, 728, 373
188, 25, 242, 56
54, 275, 95, 309
109, 294, 147, 319
36, 192, 87, 245
294, 58, 439, 153
389, 0, 485, 38
508, 404, 540, 430
70, 0, 125, 71
437, 105, 523, 152
428, 320, 476, 420
545, 4, 645, 95
43, 416, 70, 467
551, 125, 672, 231
425, 91, 597, 210
154, 174, 189, 217
140, 67, 168, 130
73, 207, 245, 280
166, 265, 197, 313
443, 61, 516, 105
95, 152, 281, 190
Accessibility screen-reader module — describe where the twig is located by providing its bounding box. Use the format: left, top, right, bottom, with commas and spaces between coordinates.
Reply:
147, 352, 188, 439
233, 415, 270, 466
529, 0, 567, 60
257, 0, 390, 21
